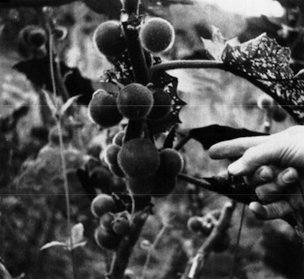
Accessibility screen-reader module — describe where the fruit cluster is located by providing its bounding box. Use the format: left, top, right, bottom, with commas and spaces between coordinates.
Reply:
91, 193, 131, 250
187, 210, 230, 252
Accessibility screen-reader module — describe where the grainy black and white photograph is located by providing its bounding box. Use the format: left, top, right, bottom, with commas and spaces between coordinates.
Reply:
0, 0, 304, 278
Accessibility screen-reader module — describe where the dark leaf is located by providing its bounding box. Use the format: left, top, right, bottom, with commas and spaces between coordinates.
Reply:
163, 125, 177, 149
13, 56, 94, 105
189, 124, 266, 150
221, 33, 304, 124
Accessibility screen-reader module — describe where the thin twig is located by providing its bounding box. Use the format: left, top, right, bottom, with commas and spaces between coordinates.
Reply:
141, 224, 168, 279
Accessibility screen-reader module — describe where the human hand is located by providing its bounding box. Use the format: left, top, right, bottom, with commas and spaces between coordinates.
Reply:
209, 126, 304, 220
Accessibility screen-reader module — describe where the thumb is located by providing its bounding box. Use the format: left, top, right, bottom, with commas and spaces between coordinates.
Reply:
228, 140, 284, 176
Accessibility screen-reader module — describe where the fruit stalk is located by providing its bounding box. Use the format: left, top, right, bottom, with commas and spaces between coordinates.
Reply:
108, 209, 150, 279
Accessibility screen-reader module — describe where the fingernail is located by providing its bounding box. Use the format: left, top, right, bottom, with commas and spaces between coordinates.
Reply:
258, 166, 273, 181
228, 161, 243, 175
281, 168, 297, 184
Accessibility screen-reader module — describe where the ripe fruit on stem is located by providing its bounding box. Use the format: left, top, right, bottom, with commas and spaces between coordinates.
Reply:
112, 131, 126, 146
118, 138, 160, 178
93, 20, 126, 57
158, 149, 184, 177
94, 226, 121, 250
112, 213, 130, 235
91, 194, 116, 217
103, 144, 121, 166
117, 83, 154, 120
88, 89, 122, 128
100, 212, 115, 231
127, 177, 154, 195
139, 18, 175, 53
148, 90, 171, 120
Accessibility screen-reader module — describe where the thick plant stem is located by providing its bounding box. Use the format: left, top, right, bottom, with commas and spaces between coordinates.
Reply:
109, 209, 150, 279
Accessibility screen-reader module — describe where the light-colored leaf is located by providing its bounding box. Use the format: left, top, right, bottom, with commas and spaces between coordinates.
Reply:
41, 89, 57, 117
60, 95, 80, 116
71, 223, 84, 244
40, 241, 67, 251
201, 26, 226, 61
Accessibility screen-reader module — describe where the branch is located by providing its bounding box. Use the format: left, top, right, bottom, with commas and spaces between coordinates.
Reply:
183, 201, 236, 279
108, 208, 150, 279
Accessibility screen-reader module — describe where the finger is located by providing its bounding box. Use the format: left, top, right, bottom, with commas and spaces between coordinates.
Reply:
247, 165, 275, 186
249, 200, 293, 219
227, 140, 284, 176
209, 136, 269, 159
254, 167, 298, 202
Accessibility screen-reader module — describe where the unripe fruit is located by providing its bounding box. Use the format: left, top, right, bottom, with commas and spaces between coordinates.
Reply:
158, 149, 184, 177
148, 90, 171, 120
118, 138, 160, 178
99, 213, 115, 231
151, 175, 176, 197
94, 226, 121, 250
139, 18, 175, 53
103, 144, 121, 166
117, 83, 154, 120
112, 131, 125, 146
91, 194, 116, 217
272, 105, 287, 122
109, 163, 125, 177
257, 95, 273, 110
88, 89, 122, 127
48, 126, 72, 145
93, 20, 126, 57
90, 167, 113, 191
187, 217, 202, 232
113, 215, 130, 235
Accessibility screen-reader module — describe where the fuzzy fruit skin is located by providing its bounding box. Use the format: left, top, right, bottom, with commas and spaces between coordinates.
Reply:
112, 216, 130, 235
127, 177, 154, 195
118, 138, 160, 178
112, 131, 125, 146
91, 194, 116, 217
117, 83, 154, 120
93, 20, 126, 57
187, 217, 202, 232
99, 213, 115, 231
94, 226, 121, 250
103, 144, 121, 165
148, 90, 171, 120
158, 149, 184, 177
88, 89, 122, 127
139, 18, 175, 53
151, 174, 176, 197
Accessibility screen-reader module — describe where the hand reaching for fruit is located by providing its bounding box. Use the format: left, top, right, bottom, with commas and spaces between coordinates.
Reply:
209, 126, 304, 221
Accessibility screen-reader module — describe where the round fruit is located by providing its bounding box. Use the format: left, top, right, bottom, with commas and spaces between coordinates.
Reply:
187, 217, 202, 232
109, 163, 125, 177
113, 216, 130, 235
257, 95, 273, 110
148, 90, 171, 120
94, 226, 121, 250
88, 89, 123, 127
93, 20, 126, 57
151, 174, 176, 197
103, 144, 121, 166
127, 177, 154, 195
99, 212, 115, 231
117, 83, 154, 120
139, 18, 175, 53
90, 167, 113, 192
118, 138, 160, 178
272, 105, 287, 122
158, 149, 184, 177
112, 131, 125, 146
91, 194, 116, 217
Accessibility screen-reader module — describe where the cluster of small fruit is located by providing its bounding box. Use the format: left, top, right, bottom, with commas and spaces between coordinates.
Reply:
187, 210, 230, 252
91, 193, 131, 250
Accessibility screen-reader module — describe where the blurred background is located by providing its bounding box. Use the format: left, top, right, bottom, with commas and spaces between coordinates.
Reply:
0, 0, 303, 278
